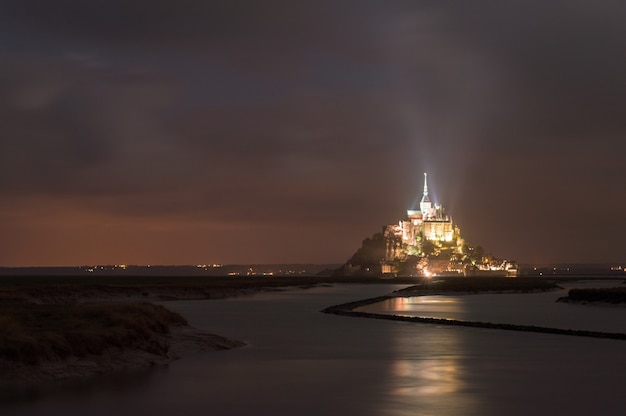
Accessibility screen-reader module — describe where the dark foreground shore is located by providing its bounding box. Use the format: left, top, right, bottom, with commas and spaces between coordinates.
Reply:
2, 275, 624, 391
0, 274, 411, 390
0, 301, 244, 390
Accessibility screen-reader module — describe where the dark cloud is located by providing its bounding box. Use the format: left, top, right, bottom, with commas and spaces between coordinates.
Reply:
0, 55, 185, 194
0, 1, 384, 77
0, 1, 624, 265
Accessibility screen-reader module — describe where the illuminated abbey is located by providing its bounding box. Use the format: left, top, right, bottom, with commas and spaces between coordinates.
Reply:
387, 173, 457, 246
377, 173, 517, 277
336, 173, 518, 277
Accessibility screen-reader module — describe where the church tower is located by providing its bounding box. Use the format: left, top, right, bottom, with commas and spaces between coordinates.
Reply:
419, 172, 432, 217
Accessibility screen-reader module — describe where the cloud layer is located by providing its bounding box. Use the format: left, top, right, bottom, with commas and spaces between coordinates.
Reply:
0, 1, 624, 265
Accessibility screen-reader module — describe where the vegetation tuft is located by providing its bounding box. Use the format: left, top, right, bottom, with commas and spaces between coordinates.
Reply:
0, 302, 187, 366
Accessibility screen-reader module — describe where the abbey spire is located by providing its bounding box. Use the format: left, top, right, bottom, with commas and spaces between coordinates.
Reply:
419, 172, 432, 215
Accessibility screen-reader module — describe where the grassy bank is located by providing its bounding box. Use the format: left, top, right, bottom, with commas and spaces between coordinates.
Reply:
0, 302, 186, 366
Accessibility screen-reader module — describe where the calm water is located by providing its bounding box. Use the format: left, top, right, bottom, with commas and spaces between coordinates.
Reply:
5, 282, 626, 415
357, 280, 626, 333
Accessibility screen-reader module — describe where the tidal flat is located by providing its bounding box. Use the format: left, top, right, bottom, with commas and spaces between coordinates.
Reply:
1, 275, 624, 401
0, 275, 411, 391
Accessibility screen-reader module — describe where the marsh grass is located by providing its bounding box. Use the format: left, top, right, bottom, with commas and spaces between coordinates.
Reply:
0, 302, 187, 366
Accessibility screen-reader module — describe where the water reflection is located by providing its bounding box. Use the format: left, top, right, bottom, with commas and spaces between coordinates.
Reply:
357, 296, 466, 320
391, 358, 460, 395
1, 363, 164, 408
359, 282, 626, 333
374, 308, 482, 416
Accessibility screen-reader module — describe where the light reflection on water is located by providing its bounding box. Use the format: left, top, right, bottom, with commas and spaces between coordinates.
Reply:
5, 283, 626, 416
369, 296, 466, 321
386, 298, 465, 401
357, 280, 626, 333
379, 317, 484, 416
391, 354, 460, 395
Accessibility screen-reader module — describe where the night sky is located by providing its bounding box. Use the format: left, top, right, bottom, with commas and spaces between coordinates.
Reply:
0, 1, 624, 266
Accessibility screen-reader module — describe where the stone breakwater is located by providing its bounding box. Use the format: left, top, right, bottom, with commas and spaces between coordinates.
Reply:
321, 295, 626, 341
